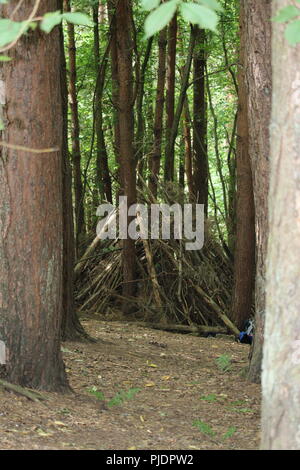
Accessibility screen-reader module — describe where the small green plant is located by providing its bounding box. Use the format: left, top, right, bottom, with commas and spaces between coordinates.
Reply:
59, 408, 72, 415
215, 354, 232, 372
192, 419, 216, 437
222, 426, 237, 439
88, 386, 105, 401
230, 400, 247, 406
232, 407, 254, 414
200, 393, 218, 402
108, 388, 141, 408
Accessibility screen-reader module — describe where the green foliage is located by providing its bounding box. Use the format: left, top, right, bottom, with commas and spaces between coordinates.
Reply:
62, 12, 94, 27
285, 19, 300, 45
142, 0, 223, 38
40, 11, 93, 34
0, 54, 11, 61
40, 11, 64, 34
222, 426, 236, 439
200, 393, 218, 402
107, 388, 141, 408
144, 0, 178, 38
231, 407, 254, 414
180, 3, 218, 31
272, 1, 300, 45
88, 386, 105, 401
215, 354, 232, 372
0, 19, 27, 48
0, 6, 93, 50
88, 386, 141, 408
193, 419, 216, 436
142, 0, 161, 11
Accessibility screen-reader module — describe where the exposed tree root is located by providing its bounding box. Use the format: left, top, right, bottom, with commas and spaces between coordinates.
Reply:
0, 379, 48, 402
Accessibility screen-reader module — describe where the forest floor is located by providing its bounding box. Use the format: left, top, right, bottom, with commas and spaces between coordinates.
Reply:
0, 317, 261, 450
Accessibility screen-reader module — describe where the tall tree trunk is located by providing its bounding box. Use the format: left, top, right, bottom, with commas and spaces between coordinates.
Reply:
192, 27, 208, 212
164, 27, 195, 183
243, 0, 272, 383
136, 37, 153, 187
64, 0, 86, 256
59, 19, 88, 342
261, 0, 300, 449
116, 0, 137, 306
164, 14, 177, 182
0, 1, 68, 391
183, 99, 194, 200
149, 29, 167, 199
230, 2, 255, 330
108, 0, 120, 191
93, 1, 112, 204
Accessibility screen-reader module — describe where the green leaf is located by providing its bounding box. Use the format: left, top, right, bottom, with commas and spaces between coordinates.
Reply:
141, 0, 160, 11
28, 22, 38, 31
285, 19, 300, 45
223, 426, 237, 439
40, 11, 62, 33
0, 19, 27, 48
144, 0, 178, 38
196, 0, 223, 13
193, 419, 216, 436
272, 5, 300, 23
62, 12, 94, 27
0, 55, 11, 61
180, 3, 218, 31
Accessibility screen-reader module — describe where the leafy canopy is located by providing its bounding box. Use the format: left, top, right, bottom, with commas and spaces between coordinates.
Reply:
141, 0, 223, 38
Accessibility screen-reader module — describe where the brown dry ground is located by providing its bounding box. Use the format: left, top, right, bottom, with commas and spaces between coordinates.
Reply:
0, 318, 261, 450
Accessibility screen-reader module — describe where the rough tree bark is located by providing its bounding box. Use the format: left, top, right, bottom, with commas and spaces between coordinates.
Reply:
164, 14, 177, 182
230, 2, 256, 330
149, 28, 167, 199
164, 28, 195, 182
116, 0, 137, 306
261, 0, 300, 449
59, 19, 88, 342
64, 0, 86, 256
108, 0, 120, 185
183, 99, 194, 200
93, 1, 112, 204
0, 0, 68, 391
136, 37, 153, 186
192, 27, 208, 212
243, 0, 272, 383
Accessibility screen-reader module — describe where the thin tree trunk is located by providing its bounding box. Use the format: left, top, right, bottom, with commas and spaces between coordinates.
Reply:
0, 0, 68, 391
244, 0, 272, 384
192, 27, 208, 212
136, 37, 153, 187
164, 14, 177, 182
149, 28, 167, 199
183, 99, 194, 200
116, 0, 137, 307
64, 0, 86, 256
108, 0, 120, 190
93, 1, 113, 204
164, 27, 195, 183
261, 0, 300, 449
230, 2, 255, 330
59, 18, 88, 342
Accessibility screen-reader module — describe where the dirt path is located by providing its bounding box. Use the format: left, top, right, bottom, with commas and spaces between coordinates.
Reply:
0, 319, 261, 450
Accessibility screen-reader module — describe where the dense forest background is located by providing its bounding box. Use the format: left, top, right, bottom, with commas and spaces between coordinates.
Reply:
1, 0, 300, 450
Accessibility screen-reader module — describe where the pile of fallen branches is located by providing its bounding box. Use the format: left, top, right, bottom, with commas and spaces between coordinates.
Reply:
75, 183, 238, 335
